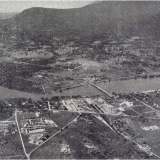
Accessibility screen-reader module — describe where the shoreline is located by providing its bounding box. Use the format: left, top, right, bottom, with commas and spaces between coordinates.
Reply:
95, 72, 160, 84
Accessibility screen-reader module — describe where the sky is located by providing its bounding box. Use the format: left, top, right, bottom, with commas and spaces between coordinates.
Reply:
0, 1, 94, 13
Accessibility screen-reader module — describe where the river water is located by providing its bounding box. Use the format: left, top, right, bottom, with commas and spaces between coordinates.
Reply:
97, 77, 160, 94
56, 77, 160, 96
0, 86, 52, 100
0, 77, 160, 99
57, 84, 105, 96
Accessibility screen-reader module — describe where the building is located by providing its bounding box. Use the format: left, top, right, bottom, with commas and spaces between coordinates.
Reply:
29, 128, 45, 134
21, 127, 45, 134
119, 101, 133, 107
0, 121, 15, 127
20, 116, 57, 134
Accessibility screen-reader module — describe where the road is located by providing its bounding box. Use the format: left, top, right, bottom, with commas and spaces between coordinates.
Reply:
133, 97, 160, 115
6, 115, 15, 121
51, 108, 121, 116
130, 107, 143, 116
15, 109, 30, 160
89, 82, 112, 97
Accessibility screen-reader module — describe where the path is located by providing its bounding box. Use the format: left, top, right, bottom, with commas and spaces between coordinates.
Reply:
133, 97, 160, 114
15, 109, 30, 160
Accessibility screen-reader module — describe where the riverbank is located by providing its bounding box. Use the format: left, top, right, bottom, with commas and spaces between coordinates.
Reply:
96, 72, 160, 84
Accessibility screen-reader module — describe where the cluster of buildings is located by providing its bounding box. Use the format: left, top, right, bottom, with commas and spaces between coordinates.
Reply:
20, 115, 57, 134
61, 97, 132, 115
62, 98, 95, 112
20, 113, 57, 145
87, 97, 116, 114
117, 100, 134, 112
0, 120, 17, 136
29, 133, 50, 145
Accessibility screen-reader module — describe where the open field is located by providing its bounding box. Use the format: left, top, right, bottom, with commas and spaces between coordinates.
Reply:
126, 117, 160, 157
0, 133, 24, 158
133, 105, 153, 114
30, 113, 149, 159
147, 92, 160, 108
30, 134, 74, 159
43, 110, 79, 128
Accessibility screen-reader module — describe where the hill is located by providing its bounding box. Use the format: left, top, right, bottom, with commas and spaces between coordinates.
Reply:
1, 1, 160, 37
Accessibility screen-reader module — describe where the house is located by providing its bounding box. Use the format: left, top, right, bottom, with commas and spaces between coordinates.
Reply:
0, 121, 15, 127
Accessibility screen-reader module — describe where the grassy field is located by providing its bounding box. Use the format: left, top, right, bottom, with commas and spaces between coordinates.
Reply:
31, 113, 149, 159
30, 134, 74, 159
0, 133, 24, 158
43, 110, 79, 128
127, 117, 160, 157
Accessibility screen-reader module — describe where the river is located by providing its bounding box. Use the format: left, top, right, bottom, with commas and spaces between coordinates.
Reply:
0, 77, 160, 100
56, 84, 105, 96
96, 77, 160, 94
0, 86, 52, 100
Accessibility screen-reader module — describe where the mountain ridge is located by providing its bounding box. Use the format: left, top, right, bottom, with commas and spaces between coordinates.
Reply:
1, 1, 160, 37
